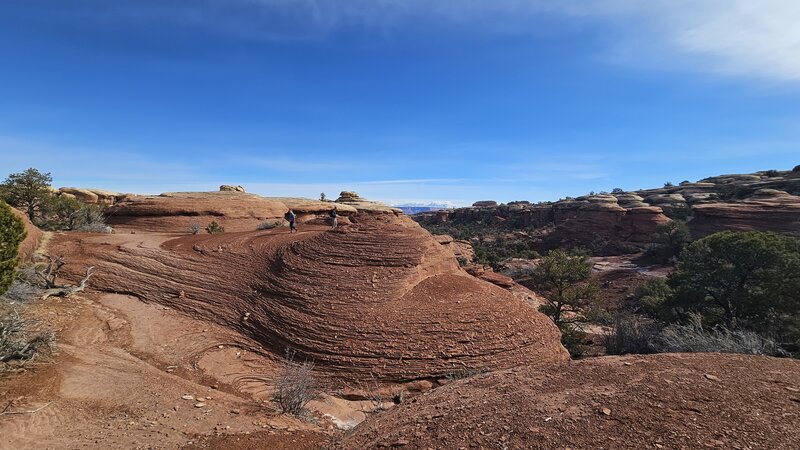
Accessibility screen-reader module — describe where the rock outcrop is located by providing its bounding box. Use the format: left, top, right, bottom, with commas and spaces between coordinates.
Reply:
51, 211, 568, 382
416, 168, 800, 253
106, 192, 360, 233
58, 187, 120, 204
219, 185, 245, 192
335, 191, 402, 213
417, 195, 670, 254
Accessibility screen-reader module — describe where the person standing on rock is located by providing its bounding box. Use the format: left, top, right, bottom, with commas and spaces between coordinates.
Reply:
285, 209, 297, 233
329, 207, 338, 229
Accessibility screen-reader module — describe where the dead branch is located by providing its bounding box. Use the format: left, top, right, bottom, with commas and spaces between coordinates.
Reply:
40, 266, 94, 300
36, 255, 66, 289
0, 400, 52, 416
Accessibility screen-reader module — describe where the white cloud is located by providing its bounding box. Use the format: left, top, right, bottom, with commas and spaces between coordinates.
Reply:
572, 0, 800, 82
32, 1, 800, 81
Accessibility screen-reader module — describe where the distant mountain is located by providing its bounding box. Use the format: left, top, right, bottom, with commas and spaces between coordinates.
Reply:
392, 202, 453, 215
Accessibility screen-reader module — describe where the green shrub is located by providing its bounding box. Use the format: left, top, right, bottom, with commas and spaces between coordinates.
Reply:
558, 323, 588, 358
764, 169, 780, 177
648, 220, 691, 264
0, 168, 52, 222
667, 231, 800, 350
626, 277, 673, 319
24, 192, 108, 231
533, 249, 597, 327
0, 201, 26, 296
206, 221, 225, 234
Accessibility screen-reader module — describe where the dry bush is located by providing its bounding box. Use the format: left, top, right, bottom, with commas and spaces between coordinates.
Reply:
76, 221, 113, 233
1, 280, 41, 303
604, 313, 659, 355
445, 366, 486, 382
187, 222, 201, 235
1, 309, 55, 369
273, 351, 318, 415
257, 221, 282, 230
654, 315, 785, 356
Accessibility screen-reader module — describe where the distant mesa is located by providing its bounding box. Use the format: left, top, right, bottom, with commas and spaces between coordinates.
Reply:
415, 167, 800, 255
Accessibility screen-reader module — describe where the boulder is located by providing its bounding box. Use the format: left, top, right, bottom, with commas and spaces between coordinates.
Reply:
59, 187, 99, 203
219, 185, 246, 193
336, 191, 401, 213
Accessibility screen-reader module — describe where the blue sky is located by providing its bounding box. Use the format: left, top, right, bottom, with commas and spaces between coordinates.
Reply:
1, 1, 798, 206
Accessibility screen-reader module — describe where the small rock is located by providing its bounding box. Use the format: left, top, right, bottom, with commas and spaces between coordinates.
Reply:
181, 395, 194, 401
230, 409, 241, 414
601, 408, 612, 416
785, 387, 799, 393
704, 374, 721, 382
194, 402, 207, 408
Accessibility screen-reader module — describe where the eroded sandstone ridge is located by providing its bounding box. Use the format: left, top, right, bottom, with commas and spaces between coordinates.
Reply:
416, 168, 800, 252
52, 193, 568, 382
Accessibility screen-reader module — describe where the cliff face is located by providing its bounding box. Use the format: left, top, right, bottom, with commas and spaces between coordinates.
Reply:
415, 168, 800, 253
416, 195, 670, 254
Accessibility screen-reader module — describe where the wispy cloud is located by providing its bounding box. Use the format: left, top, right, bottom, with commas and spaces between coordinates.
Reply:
43, 0, 799, 82
360, 178, 464, 185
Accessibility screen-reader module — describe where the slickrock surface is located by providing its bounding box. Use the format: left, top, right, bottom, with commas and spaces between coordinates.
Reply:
334, 353, 800, 450
105, 191, 358, 232
50, 212, 568, 382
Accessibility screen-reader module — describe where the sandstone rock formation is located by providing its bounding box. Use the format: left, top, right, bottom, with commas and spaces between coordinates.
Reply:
335, 191, 401, 213
105, 192, 361, 232
416, 168, 800, 253
51, 210, 568, 382
472, 200, 498, 208
417, 195, 670, 254
58, 187, 120, 204
433, 234, 475, 263
219, 185, 246, 192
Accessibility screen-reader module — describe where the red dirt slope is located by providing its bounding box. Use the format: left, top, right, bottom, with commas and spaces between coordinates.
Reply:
10, 207, 43, 263
334, 353, 800, 449
50, 212, 567, 383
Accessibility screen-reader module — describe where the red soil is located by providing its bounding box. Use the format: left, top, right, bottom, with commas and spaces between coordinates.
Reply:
334, 353, 800, 449
11, 208, 43, 263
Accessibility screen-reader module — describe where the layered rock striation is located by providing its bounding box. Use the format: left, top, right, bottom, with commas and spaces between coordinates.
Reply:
52, 203, 568, 382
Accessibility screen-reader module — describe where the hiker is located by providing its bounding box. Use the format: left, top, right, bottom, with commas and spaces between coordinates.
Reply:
285, 209, 297, 233
329, 207, 338, 229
